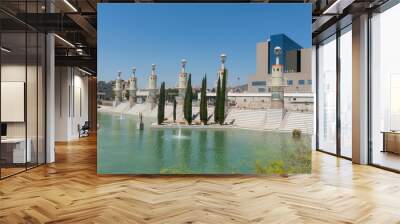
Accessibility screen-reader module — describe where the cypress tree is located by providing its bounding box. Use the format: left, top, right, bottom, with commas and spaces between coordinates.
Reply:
203, 75, 208, 124
157, 82, 166, 125
184, 77, 188, 123
199, 77, 204, 123
214, 76, 221, 123
184, 74, 193, 125
188, 74, 193, 124
218, 69, 227, 125
173, 98, 177, 123
200, 74, 208, 125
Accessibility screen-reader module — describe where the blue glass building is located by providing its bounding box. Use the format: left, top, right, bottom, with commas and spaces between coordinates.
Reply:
267, 34, 302, 74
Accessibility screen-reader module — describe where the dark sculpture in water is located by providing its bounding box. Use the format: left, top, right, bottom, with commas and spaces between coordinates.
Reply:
137, 113, 144, 130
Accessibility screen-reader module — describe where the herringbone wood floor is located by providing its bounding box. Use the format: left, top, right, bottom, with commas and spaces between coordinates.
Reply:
1, 135, 400, 224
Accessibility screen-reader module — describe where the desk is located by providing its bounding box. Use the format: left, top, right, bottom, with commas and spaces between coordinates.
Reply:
1, 138, 31, 163
382, 131, 400, 154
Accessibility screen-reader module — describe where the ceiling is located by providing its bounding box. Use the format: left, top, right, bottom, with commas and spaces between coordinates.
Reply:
0, 0, 392, 76
0, 0, 97, 74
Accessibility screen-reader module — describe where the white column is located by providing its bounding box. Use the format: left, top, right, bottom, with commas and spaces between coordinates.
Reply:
352, 14, 369, 164
312, 45, 317, 150
46, 32, 55, 163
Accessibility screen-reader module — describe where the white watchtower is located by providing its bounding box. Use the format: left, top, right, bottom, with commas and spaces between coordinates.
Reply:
113, 71, 123, 106
148, 64, 157, 90
177, 59, 188, 105
269, 47, 285, 109
217, 53, 227, 84
128, 67, 138, 107
147, 64, 158, 105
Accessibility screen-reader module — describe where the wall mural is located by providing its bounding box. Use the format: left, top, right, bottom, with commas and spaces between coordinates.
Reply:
97, 3, 313, 175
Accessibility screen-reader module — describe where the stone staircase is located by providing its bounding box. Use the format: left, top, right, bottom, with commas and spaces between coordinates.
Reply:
264, 109, 283, 131
113, 102, 130, 113
111, 103, 313, 133
192, 107, 200, 122
125, 103, 158, 117
175, 105, 184, 122
225, 109, 266, 129
128, 103, 146, 115
282, 112, 313, 134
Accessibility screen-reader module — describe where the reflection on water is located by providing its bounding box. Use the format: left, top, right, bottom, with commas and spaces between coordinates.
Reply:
214, 131, 226, 172
98, 112, 311, 174
170, 128, 191, 140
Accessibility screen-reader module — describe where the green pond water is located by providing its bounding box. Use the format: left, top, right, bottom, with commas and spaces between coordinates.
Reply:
98, 112, 311, 174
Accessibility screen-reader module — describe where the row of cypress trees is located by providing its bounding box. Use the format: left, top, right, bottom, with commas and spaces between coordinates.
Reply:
157, 70, 226, 125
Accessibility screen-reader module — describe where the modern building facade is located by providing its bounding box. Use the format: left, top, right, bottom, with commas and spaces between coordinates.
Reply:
268, 34, 302, 74
247, 34, 312, 93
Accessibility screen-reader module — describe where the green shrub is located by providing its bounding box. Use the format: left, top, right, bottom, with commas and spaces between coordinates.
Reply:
292, 129, 302, 138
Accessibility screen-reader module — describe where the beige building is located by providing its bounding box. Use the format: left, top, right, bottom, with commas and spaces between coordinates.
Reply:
247, 42, 312, 93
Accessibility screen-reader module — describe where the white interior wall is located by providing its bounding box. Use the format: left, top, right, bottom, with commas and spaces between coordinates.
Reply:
74, 70, 89, 138
55, 66, 89, 141
1, 65, 31, 139
1, 63, 46, 165
55, 66, 69, 141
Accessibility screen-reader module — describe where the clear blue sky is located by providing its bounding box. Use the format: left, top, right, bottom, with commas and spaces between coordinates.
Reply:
98, 3, 311, 88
